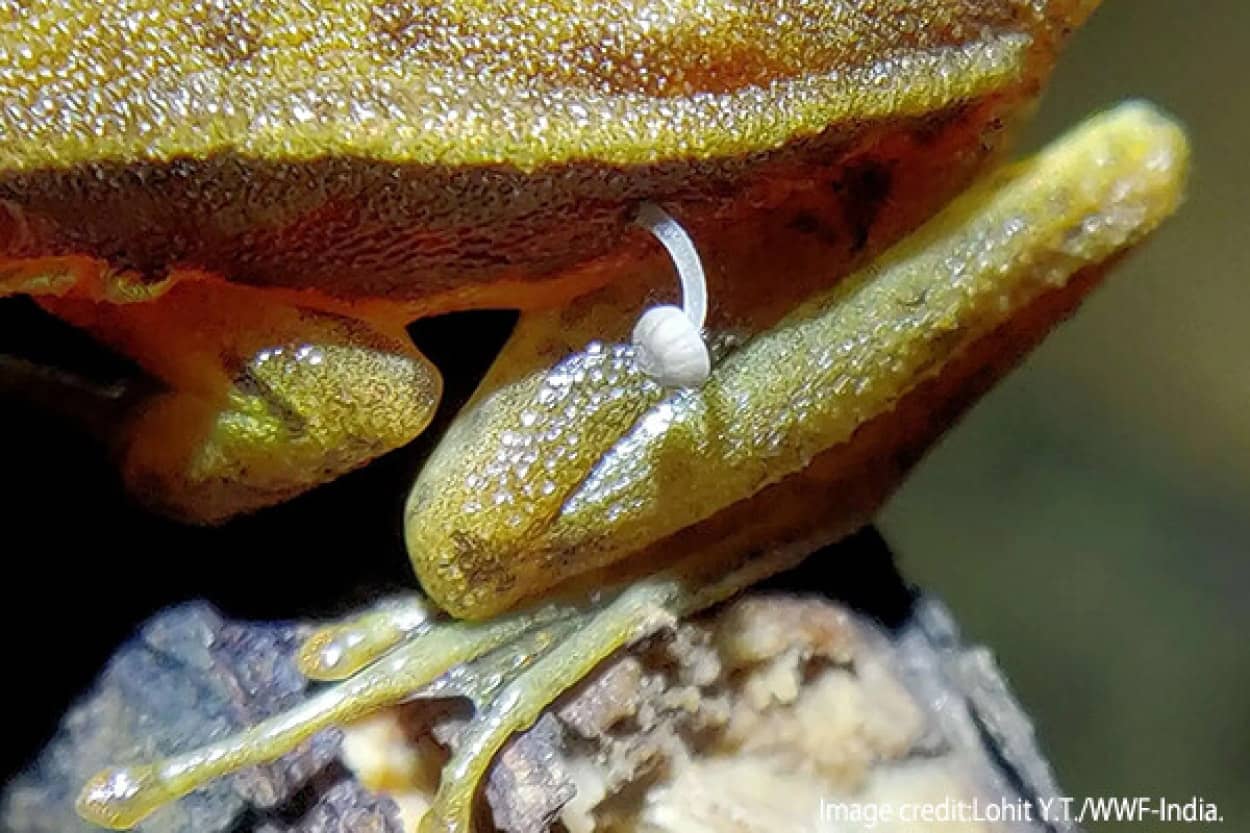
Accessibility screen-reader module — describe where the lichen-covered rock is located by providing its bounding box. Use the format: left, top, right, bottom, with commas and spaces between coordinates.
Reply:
340, 594, 1076, 833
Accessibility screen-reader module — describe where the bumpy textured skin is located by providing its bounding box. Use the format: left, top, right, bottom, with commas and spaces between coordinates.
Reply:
407, 104, 1189, 617
0, 0, 1097, 298
0, 0, 1101, 523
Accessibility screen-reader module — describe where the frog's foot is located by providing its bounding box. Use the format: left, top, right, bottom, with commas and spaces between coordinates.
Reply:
32, 278, 441, 522
74, 576, 692, 831
75, 534, 815, 832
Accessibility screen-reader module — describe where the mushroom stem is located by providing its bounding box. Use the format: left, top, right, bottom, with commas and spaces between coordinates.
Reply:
634, 202, 708, 330
631, 203, 712, 388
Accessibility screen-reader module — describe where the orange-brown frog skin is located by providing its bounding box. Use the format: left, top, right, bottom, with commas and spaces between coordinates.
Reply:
1, 0, 1094, 525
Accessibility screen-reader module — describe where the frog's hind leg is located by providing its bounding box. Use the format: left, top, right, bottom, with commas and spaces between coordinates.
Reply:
38, 277, 441, 522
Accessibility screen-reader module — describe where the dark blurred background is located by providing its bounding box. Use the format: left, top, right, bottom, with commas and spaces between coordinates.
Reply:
0, 1, 1245, 830
882, 0, 1250, 826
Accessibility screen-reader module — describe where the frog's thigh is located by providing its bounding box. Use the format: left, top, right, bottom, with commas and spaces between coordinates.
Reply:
42, 280, 441, 522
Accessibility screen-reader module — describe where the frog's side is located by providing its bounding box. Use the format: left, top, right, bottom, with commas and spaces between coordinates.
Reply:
0, 2, 1191, 832
0, 0, 1080, 296
2, 0, 1087, 521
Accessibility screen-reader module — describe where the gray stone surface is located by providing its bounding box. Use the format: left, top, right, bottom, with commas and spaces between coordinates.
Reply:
1, 603, 394, 833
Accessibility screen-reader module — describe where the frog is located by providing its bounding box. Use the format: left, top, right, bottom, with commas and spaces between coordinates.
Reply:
0, 0, 1189, 831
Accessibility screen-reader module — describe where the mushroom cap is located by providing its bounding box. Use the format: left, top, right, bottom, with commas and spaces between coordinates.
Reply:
633, 304, 710, 389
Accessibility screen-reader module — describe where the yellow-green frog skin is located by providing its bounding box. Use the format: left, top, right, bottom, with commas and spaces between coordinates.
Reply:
0, 1, 1188, 831
5, 0, 1093, 521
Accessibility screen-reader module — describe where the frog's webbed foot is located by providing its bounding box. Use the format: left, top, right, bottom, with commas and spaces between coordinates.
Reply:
74, 575, 697, 832
76, 530, 819, 832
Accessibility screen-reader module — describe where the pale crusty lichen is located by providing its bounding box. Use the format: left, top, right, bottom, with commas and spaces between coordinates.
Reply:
342, 595, 1037, 833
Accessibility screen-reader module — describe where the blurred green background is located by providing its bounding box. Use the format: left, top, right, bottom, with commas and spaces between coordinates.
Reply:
882, 1, 1250, 827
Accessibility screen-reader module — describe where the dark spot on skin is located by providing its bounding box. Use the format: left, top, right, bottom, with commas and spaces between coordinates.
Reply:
193, 0, 261, 66
974, 113, 1008, 155
787, 212, 820, 235
448, 530, 517, 596
833, 161, 894, 253
786, 210, 840, 248
232, 364, 310, 436
370, 0, 444, 57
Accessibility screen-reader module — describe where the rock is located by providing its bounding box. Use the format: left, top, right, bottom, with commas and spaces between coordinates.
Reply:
1, 603, 389, 833
3, 533, 1076, 833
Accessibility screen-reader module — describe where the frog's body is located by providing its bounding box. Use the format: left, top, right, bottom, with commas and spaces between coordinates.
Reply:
3, 0, 1090, 522
1, 0, 1075, 296
0, 1, 1189, 831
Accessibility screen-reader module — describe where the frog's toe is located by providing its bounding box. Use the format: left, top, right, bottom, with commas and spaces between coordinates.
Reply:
76, 764, 165, 831
297, 594, 439, 681
419, 580, 677, 833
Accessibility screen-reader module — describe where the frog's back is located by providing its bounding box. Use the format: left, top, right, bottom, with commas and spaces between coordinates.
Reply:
0, 0, 1095, 301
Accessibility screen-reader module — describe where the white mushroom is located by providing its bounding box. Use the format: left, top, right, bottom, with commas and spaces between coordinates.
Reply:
632, 203, 712, 388
632, 305, 711, 389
